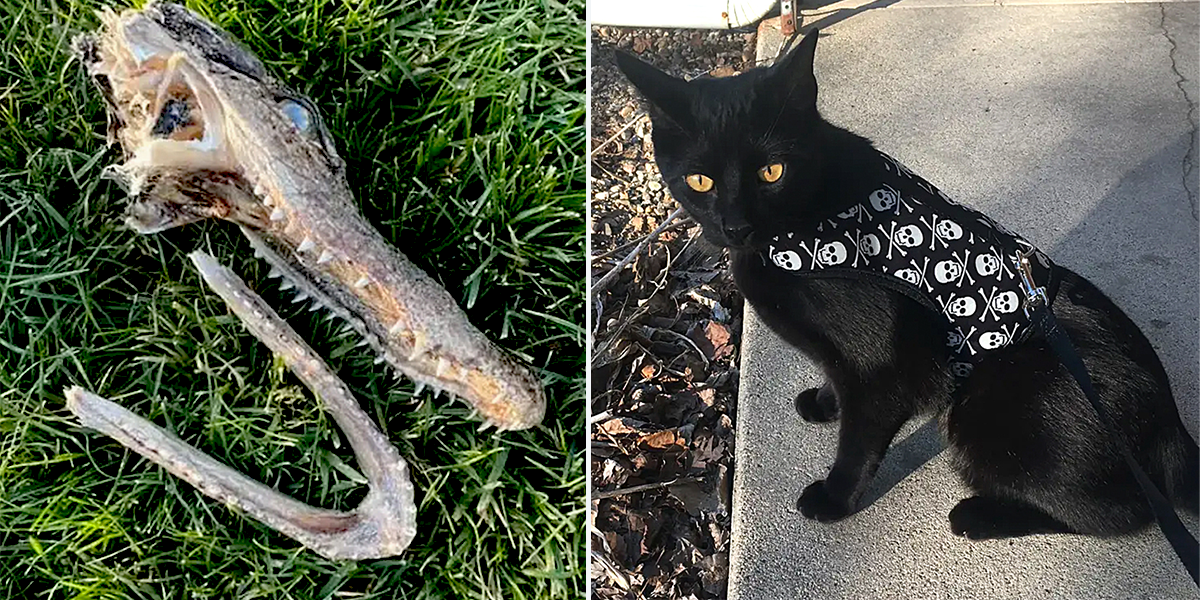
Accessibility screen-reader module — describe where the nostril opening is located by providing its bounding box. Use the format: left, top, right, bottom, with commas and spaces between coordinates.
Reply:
725, 226, 752, 243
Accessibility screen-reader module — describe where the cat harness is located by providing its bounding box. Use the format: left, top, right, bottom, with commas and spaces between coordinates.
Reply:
764, 150, 1058, 379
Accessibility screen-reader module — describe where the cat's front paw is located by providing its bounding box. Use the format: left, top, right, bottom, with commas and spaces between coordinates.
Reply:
797, 480, 853, 522
795, 384, 838, 423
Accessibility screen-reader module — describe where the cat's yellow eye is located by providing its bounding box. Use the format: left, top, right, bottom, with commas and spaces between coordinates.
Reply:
685, 173, 714, 193
758, 163, 785, 183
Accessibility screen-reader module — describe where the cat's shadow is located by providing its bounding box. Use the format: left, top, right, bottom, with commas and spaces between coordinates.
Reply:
850, 130, 1199, 513
857, 416, 944, 510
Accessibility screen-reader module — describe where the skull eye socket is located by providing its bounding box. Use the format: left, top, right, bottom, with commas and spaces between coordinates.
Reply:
274, 95, 343, 170
685, 174, 714, 193
757, 163, 784, 183
281, 99, 313, 132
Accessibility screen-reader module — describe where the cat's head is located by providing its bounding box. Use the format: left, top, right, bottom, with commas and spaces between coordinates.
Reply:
616, 31, 830, 249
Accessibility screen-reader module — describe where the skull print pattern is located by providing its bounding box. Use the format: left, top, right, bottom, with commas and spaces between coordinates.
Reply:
766, 150, 1055, 379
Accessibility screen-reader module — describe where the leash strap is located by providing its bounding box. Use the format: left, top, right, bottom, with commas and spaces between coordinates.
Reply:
1018, 255, 1199, 585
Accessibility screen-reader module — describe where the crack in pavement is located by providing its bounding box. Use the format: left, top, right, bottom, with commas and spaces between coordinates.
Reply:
1160, 3, 1198, 222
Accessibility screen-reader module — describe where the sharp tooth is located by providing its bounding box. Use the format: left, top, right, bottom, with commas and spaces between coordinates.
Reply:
270, 207, 286, 221
355, 338, 369, 347
268, 267, 282, 278
297, 238, 315, 253
317, 250, 334, 264
279, 280, 294, 290
354, 276, 370, 289
292, 291, 309, 302
308, 302, 323, 311
477, 419, 495, 432
436, 357, 450, 377
413, 382, 426, 395
408, 332, 427, 360
253, 247, 265, 258
373, 355, 385, 364
432, 386, 442, 399
389, 320, 404, 336
253, 182, 267, 198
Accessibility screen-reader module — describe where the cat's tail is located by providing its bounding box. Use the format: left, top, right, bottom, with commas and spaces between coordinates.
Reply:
1168, 428, 1199, 514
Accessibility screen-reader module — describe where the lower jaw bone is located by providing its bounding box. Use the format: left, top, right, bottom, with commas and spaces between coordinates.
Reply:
65, 251, 416, 560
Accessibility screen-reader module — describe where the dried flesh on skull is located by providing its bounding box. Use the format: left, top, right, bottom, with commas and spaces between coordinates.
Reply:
67, 2, 546, 560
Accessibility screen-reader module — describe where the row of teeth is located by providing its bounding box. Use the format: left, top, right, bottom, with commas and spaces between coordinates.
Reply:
242, 180, 384, 312
245, 184, 377, 295
244, 230, 511, 433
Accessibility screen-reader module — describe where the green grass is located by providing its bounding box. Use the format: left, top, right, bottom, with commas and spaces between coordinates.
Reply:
0, 0, 584, 598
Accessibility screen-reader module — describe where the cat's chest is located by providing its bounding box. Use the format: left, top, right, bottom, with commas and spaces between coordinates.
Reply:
731, 249, 816, 314
730, 249, 890, 343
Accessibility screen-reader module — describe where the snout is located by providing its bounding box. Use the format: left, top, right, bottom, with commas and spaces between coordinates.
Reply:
698, 223, 756, 249
723, 224, 754, 246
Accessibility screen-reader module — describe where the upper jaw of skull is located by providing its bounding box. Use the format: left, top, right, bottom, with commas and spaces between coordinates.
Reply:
78, 5, 321, 236
81, 6, 370, 346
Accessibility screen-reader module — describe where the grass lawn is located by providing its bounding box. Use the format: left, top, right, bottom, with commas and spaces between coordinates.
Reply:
0, 0, 584, 598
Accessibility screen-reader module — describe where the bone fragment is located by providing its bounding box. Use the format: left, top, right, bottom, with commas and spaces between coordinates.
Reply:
65, 251, 417, 559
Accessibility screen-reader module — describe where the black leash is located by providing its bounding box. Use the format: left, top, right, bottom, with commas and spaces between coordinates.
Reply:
1016, 252, 1200, 586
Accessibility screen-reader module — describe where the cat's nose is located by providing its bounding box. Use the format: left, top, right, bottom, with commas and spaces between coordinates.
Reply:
724, 225, 753, 245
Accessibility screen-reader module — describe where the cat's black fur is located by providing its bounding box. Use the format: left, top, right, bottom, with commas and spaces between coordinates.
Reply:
615, 31, 1198, 539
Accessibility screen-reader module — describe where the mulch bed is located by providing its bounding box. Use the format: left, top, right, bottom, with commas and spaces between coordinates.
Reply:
589, 25, 757, 600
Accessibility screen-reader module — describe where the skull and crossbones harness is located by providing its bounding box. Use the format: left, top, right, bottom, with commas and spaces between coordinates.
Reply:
766, 151, 1058, 379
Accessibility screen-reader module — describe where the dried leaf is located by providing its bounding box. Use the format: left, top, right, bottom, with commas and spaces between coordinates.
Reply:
704, 321, 731, 356
690, 433, 723, 471
638, 429, 686, 453
598, 417, 654, 437
641, 362, 658, 379
698, 552, 729, 595
686, 320, 734, 361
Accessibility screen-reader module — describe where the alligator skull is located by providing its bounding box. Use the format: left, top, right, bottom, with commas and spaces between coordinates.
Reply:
66, 2, 545, 560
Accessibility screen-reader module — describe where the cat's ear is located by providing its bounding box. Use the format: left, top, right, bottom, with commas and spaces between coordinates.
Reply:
614, 50, 692, 126
770, 28, 820, 108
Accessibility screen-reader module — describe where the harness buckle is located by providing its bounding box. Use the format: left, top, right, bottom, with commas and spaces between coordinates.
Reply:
1014, 248, 1048, 317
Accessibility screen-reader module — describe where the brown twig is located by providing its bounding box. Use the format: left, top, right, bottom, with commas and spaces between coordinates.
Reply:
594, 476, 704, 500
592, 215, 695, 263
652, 327, 710, 370
590, 110, 646, 158
593, 206, 686, 295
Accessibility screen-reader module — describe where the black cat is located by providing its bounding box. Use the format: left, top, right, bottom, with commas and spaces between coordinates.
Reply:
615, 30, 1198, 540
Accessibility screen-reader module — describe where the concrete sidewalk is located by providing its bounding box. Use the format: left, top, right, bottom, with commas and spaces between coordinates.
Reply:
729, 2, 1199, 599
